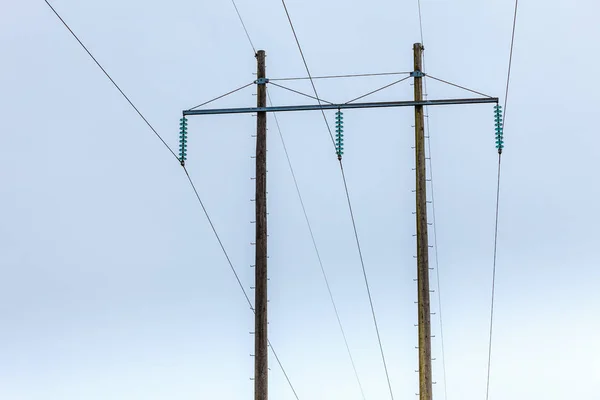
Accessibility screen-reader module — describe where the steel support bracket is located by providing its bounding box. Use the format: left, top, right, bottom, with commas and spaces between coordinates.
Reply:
254, 78, 269, 85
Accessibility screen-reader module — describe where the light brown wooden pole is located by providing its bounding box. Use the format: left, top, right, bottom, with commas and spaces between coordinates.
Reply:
254, 49, 268, 400
413, 42, 433, 400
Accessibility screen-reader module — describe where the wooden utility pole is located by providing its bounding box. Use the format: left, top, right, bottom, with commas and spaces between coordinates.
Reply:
183, 47, 497, 400
413, 42, 433, 400
254, 49, 268, 400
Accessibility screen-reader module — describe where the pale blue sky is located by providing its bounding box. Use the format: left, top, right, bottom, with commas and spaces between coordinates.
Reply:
1, 0, 599, 399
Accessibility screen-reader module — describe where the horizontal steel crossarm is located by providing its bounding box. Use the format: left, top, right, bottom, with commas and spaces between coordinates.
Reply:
183, 97, 498, 116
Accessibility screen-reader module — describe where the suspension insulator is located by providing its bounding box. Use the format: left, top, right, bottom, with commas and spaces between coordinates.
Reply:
335, 110, 344, 159
179, 117, 188, 165
494, 105, 504, 152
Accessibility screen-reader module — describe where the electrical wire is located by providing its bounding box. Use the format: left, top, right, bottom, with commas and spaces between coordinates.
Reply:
269, 82, 335, 105
339, 161, 395, 400
43, 2, 299, 398
502, 0, 519, 123
417, 0, 425, 50
43, 0, 179, 162
345, 76, 412, 104
267, 89, 367, 400
229, 2, 368, 399
485, 2, 518, 399
187, 82, 255, 110
230, 0, 257, 54
425, 75, 494, 99
416, 2, 449, 398
280, 0, 336, 148
183, 165, 300, 400
485, 155, 502, 400
280, 2, 395, 399
270, 72, 411, 81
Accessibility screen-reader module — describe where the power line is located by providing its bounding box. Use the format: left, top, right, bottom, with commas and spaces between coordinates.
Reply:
270, 71, 411, 81
280, 2, 395, 399
485, 1, 518, 399
339, 162, 396, 400
43, 0, 179, 162
416, 1, 449, 399
417, 0, 425, 47
267, 89, 367, 400
182, 167, 252, 306
43, 2, 299, 398
183, 165, 300, 400
485, 155, 502, 400
502, 0, 519, 119
230, 0, 256, 54
229, 3, 367, 399
280, 0, 335, 148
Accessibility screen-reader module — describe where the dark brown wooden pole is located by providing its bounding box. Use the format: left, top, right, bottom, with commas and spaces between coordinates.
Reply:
413, 42, 433, 400
254, 49, 268, 400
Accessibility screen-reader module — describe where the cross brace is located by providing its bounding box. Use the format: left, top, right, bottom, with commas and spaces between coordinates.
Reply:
183, 97, 498, 116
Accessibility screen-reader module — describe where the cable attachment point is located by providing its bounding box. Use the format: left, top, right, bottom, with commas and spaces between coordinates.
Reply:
335, 110, 344, 160
410, 71, 425, 78
254, 78, 269, 85
179, 116, 188, 166
494, 105, 504, 153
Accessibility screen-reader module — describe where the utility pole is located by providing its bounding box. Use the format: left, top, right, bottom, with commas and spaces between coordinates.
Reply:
182, 47, 498, 400
254, 49, 268, 400
413, 42, 433, 400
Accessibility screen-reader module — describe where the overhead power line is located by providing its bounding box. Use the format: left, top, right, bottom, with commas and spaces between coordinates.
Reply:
42, 2, 298, 398
230, 0, 256, 54
485, 1, 519, 400
280, 0, 336, 148
267, 88, 367, 400
280, 1, 395, 399
230, 2, 367, 399
416, 1, 449, 399
43, 0, 179, 161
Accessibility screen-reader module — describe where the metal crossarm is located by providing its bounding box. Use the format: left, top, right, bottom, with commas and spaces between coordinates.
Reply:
183, 97, 499, 116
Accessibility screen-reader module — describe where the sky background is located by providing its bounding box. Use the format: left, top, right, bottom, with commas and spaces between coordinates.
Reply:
1, 0, 599, 399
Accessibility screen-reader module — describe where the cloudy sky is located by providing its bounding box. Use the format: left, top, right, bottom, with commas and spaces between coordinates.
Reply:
1, 0, 599, 399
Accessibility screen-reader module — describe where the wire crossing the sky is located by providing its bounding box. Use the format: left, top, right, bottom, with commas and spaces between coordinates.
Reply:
486, 1, 519, 399
42, 0, 179, 162
42, 2, 300, 398
267, 89, 367, 400
231, 2, 368, 398
280, 1, 396, 399
416, 1, 449, 398
230, 0, 256, 54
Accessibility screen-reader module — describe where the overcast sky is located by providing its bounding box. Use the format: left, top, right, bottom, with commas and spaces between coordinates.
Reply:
1, 0, 599, 399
